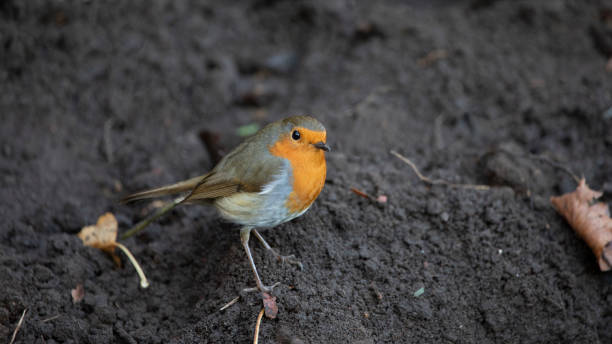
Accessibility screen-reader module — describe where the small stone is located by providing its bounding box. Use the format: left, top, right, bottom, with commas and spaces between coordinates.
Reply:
440, 212, 450, 222
426, 199, 443, 215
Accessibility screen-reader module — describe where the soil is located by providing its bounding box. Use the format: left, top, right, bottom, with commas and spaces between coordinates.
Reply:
2, 0, 612, 343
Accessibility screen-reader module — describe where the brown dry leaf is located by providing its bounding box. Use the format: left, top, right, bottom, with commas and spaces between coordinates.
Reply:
550, 178, 612, 271
262, 292, 278, 319
71, 284, 84, 303
78, 213, 150, 288
78, 212, 121, 266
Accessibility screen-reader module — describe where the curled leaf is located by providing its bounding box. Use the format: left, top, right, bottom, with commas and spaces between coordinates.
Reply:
262, 292, 278, 319
551, 179, 612, 271
78, 212, 121, 266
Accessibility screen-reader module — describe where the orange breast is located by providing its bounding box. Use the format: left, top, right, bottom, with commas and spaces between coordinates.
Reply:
269, 132, 327, 214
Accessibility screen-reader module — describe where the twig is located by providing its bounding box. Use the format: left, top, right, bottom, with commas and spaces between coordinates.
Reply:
433, 114, 444, 150
104, 118, 114, 163
114, 242, 150, 288
417, 49, 448, 67
390, 150, 490, 190
369, 282, 383, 300
41, 314, 60, 323
120, 197, 183, 240
351, 187, 372, 200
9, 308, 27, 344
219, 296, 240, 311
350, 187, 387, 204
526, 153, 580, 184
253, 308, 265, 344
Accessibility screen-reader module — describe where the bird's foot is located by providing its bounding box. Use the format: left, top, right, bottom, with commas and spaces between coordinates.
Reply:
242, 281, 281, 294
274, 253, 304, 271
252, 229, 304, 270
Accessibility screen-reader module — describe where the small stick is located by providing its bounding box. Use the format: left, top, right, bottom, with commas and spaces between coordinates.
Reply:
253, 308, 265, 344
350, 187, 372, 200
390, 150, 490, 190
120, 197, 183, 240
417, 49, 448, 67
219, 296, 240, 311
41, 315, 60, 323
115, 242, 150, 288
103, 118, 114, 163
526, 153, 580, 184
433, 115, 444, 150
9, 308, 27, 344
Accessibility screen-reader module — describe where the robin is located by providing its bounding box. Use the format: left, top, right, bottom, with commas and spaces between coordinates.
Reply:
122, 115, 330, 293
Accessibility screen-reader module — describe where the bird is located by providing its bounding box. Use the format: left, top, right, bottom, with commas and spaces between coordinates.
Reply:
121, 115, 330, 293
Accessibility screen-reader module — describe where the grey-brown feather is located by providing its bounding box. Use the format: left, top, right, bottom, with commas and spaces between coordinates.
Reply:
120, 174, 209, 203
183, 118, 289, 201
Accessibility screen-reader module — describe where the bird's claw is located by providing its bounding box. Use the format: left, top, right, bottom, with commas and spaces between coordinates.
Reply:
276, 254, 304, 271
242, 281, 281, 294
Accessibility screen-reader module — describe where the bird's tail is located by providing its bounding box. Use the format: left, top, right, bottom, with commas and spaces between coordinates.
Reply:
120, 173, 209, 203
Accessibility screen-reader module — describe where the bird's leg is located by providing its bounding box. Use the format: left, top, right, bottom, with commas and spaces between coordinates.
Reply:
252, 229, 303, 270
240, 227, 280, 293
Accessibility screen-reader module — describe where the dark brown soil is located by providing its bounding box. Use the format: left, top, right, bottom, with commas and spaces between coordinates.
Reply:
2, 0, 612, 343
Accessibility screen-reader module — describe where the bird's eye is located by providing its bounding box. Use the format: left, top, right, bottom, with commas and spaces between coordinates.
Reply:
292, 130, 301, 140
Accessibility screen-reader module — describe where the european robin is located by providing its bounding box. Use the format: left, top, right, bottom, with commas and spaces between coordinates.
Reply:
122, 115, 330, 293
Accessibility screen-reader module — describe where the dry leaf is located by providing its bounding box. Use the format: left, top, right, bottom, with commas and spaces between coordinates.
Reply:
78, 213, 150, 288
551, 179, 612, 271
262, 292, 278, 319
71, 284, 84, 303
78, 212, 121, 266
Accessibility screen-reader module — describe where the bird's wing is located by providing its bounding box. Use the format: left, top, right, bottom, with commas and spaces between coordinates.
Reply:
120, 173, 210, 203
122, 133, 286, 204
183, 142, 286, 203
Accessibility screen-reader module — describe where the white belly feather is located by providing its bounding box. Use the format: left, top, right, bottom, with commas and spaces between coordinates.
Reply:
213, 161, 305, 228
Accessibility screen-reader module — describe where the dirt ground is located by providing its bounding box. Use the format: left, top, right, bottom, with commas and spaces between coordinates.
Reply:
2, 0, 612, 343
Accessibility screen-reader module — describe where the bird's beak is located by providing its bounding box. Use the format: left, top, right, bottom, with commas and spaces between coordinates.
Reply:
313, 141, 330, 152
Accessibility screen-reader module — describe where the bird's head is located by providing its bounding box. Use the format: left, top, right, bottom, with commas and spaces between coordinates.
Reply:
267, 116, 330, 163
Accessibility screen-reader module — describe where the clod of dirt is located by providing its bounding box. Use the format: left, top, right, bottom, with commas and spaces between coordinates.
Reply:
353, 21, 385, 42
233, 78, 285, 107
276, 328, 306, 344
198, 130, 224, 165
263, 52, 299, 75
478, 145, 549, 194
589, 8, 612, 58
